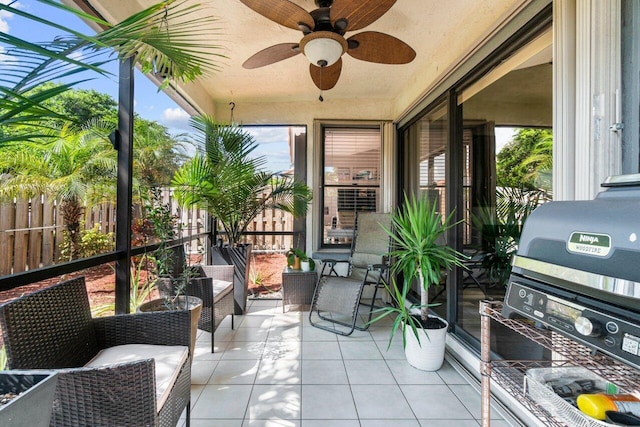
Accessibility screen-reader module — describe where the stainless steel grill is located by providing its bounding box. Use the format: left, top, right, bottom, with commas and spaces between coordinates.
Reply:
503, 174, 640, 369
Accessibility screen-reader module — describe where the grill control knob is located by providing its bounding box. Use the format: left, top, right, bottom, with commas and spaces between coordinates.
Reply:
574, 316, 602, 337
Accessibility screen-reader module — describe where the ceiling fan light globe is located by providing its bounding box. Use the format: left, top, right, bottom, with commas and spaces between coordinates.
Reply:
304, 38, 342, 66
299, 31, 347, 67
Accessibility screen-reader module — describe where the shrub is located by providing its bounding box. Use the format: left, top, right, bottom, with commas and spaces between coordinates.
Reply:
60, 224, 115, 260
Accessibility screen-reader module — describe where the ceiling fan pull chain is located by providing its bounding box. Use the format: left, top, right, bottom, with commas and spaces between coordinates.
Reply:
319, 64, 324, 102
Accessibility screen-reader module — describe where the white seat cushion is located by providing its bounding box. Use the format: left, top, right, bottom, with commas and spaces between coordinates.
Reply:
212, 279, 233, 303
85, 344, 188, 410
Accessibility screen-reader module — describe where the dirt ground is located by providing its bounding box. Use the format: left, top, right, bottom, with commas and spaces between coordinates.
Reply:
0, 253, 289, 308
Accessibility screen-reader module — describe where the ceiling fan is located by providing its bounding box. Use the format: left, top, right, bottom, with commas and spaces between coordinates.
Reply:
240, 0, 416, 95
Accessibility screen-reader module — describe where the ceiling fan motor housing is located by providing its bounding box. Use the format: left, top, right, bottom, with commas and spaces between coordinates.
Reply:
315, 0, 333, 8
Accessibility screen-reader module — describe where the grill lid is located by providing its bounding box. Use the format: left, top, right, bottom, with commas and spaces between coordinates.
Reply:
513, 174, 640, 310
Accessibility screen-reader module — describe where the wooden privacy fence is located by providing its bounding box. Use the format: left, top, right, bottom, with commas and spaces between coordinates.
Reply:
0, 188, 296, 276
0, 195, 101, 276
243, 208, 295, 252
230, 192, 295, 252
0, 189, 208, 276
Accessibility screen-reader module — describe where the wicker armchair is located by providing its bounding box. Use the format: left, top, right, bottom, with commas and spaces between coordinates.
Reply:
193, 265, 235, 332
157, 264, 235, 353
0, 277, 192, 427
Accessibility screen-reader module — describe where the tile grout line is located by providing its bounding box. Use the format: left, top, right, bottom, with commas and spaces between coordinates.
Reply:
381, 340, 423, 425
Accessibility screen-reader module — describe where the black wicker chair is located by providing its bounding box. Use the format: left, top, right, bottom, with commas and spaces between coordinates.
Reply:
157, 264, 235, 353
193, 265, 235, 333
0, 276, 192, 427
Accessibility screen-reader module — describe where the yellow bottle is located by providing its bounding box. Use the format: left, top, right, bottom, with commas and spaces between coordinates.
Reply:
576, 393, 640, 421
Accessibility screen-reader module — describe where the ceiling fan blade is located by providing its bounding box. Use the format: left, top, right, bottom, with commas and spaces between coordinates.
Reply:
243, 44, 301, 69
347, 31, 416, 64
240, 0, 314, 31
330, 0, 396, 31
309, 59, 342, 90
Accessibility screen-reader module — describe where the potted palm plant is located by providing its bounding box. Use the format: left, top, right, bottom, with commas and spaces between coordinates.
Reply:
173, 116, 312, 314
370, 193, 466, 371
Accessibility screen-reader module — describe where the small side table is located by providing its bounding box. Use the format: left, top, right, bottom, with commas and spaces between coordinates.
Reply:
281, 268, 318, 312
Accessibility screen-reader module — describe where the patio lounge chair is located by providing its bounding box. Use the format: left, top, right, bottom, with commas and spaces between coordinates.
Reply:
0, 276, 192, 427
309, 212, 392, 336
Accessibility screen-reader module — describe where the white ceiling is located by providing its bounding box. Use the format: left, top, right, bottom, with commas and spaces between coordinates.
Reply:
83, 0, 533, 121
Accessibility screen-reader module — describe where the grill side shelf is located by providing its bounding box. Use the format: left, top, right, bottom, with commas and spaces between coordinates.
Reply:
479, 300, 640, 427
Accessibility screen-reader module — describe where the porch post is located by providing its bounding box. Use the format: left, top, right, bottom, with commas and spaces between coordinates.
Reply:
294, 130, 307, 251
115, 57, 134, 314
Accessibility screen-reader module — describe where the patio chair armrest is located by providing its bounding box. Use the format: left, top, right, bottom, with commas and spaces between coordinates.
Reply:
93, 310, 191, 349
368, 263, 389, 271
319, 258, 348, 265
52, 359, 157, 426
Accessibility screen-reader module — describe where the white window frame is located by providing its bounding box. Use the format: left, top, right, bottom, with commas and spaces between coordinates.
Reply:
312, 119, 394, 253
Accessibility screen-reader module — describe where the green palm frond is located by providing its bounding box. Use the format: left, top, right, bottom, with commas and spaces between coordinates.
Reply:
1, 0, 225, 142
471, 187, 545, 286
174, 117, 312, 244
0, 122, 115, 202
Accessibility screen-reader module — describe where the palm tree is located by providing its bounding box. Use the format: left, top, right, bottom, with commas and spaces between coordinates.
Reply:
172, 116, 312, 314
0, 122, 116, 259
522, 134, 553, 193
0, 0, 225, 143
471, 187, 545, 286
172, 115, 313, 245
134, 120, 190, 188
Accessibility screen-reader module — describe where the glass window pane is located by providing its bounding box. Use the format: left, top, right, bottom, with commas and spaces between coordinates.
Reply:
322, 127, 381, 246
238, 126, 306, 296
457, 35, 552, 358
404, 101, 449, 317
418, 107, 447, 214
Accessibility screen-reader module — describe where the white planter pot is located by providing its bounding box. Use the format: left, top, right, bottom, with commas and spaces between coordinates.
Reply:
300, 261, 311, 272
404, 316, 448, 371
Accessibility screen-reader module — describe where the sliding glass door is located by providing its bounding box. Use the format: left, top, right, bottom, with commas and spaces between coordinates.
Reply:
398, 16, 552, 356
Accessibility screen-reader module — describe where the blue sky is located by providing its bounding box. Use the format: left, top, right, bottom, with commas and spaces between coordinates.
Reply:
1, 0, 296, 171
2, 0, 192, 132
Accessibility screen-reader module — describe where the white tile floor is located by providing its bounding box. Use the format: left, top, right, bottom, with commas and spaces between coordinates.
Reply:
184, 298, 513, 427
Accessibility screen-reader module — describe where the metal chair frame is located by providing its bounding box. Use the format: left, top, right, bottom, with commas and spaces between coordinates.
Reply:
309, 212, 392, 336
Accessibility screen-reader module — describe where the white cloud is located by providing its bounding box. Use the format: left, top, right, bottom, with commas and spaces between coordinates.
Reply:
495, 127, 516, 154
246, 127, 288, 145
0, 0, 20, 33
160, 107, 191, 130
68, 51, 84, 61
58, 50, 87, 73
